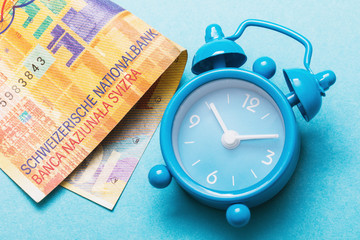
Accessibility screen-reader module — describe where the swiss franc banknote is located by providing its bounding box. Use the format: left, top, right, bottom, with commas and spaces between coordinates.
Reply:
62, 57, 186, 209
0, 0, 186, 202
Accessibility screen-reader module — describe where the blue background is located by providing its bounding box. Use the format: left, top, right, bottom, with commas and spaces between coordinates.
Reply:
1, 0, 359, 239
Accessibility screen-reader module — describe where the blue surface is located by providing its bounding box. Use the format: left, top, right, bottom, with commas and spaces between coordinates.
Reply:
1, 0, 360, 239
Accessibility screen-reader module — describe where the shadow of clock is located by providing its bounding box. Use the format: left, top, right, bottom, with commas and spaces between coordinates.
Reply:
159, 176, 303, 238
156, 139, 322, 238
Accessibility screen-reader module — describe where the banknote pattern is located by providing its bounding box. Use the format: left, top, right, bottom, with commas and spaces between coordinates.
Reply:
0, 0, 184, 202
62, 54, 187, 209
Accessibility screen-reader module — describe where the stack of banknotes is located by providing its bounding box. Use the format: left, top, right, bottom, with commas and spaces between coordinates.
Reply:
0, 0, 186, 209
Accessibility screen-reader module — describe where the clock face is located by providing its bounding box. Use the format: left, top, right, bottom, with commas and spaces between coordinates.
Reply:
172, 78, 285, 192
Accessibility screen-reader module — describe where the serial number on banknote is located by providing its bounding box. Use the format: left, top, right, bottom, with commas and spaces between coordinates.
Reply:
0, 56, 46, 108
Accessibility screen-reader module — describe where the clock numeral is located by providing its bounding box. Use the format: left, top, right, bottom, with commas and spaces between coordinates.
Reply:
206, 170, 218, 184
189, 115, 200, 128
242, 94, 260, 112
262, 150, 275, 165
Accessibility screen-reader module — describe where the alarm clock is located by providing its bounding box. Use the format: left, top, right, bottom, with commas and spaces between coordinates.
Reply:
148, 19, 336, 227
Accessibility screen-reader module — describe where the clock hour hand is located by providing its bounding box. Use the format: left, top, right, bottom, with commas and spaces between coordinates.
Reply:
235, 134, 279, 141
209, 102, 229, 133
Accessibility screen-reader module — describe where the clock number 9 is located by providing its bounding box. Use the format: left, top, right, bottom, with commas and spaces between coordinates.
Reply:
242, 94, 260, 113
207, 170, 218, 184
189, 115, 200, 128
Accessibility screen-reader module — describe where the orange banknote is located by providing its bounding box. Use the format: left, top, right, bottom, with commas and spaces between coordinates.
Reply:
0, 0, 186, 202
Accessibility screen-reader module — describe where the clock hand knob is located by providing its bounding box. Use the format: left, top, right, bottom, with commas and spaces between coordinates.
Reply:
221, 130, 241, 149
209, 102, 229, 133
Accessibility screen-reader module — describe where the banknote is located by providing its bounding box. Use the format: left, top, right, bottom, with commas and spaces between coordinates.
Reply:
62, 53, 186, 209
0, 0, 186, 202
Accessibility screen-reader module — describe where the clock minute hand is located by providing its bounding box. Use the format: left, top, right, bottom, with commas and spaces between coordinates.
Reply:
235, 134, 279, 141
209, 102, 228, 133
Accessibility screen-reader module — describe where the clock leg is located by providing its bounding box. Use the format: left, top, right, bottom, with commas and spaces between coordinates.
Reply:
226, 204, 251, 228
148, 165, 172, 189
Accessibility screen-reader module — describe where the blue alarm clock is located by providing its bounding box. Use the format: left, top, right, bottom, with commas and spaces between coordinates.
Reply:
148, 19, 336, 227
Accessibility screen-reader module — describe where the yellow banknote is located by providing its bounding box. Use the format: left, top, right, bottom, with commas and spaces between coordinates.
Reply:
0, 0, 186, 202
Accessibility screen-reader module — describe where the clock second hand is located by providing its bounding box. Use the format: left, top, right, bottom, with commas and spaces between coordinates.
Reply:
209, 102, 229, 133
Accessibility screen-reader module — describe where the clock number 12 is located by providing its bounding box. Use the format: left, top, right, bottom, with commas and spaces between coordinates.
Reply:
243, 94, 260, 112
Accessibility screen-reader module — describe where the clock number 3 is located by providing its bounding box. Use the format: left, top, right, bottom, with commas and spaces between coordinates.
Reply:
242, 94, 260, 112
262, 150, 275, 165
189, 115, 200, 128
207, 170, 218, 184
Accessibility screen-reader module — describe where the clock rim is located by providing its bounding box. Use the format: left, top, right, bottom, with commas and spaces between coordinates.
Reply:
160, 68, 299, 209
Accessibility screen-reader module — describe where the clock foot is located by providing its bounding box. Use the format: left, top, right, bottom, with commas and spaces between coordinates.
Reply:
148, 165, 172, 189
226, 204, 251, 228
